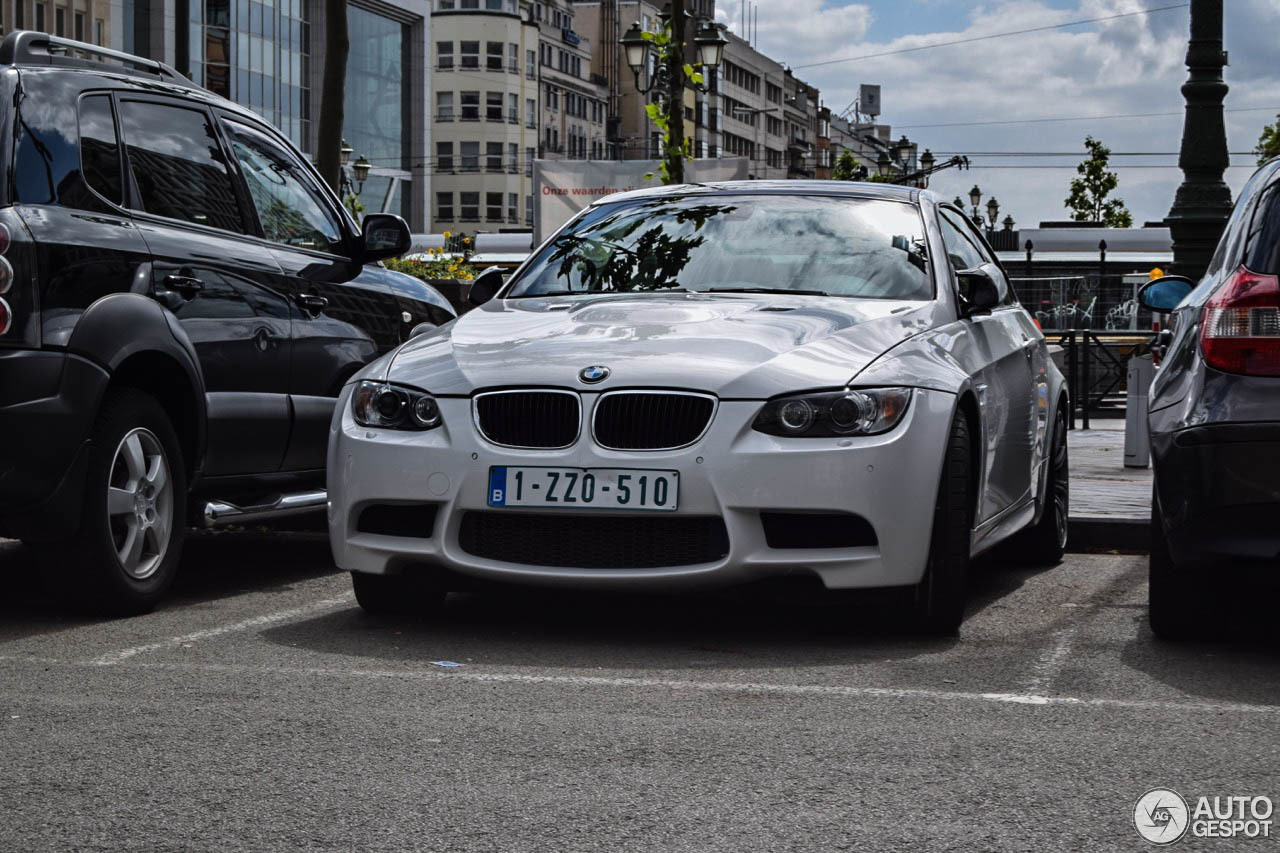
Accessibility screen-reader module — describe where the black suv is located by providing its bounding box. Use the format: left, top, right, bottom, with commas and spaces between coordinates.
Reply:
0, 32, 454, 613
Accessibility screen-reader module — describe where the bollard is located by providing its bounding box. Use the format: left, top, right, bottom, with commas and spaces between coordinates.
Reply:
1124, 354, 1154, 468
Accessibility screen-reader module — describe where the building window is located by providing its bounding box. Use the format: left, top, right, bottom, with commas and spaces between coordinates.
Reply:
486, 41, 503, 71
525, 193, 532, 224
460, 91, 479, 120
508, 93, 518, 123
486, 91, 503, 121
436, 41, 453, 70
508, 43, 518, 72
95, 18, 104, 45
55, 6, 64, 35
74, 10, 84, 39
437, 0, 455, 8
486, 192, 502, 221
460, 41, 479, 69
35, 3, 46, 32
436, 141, 453, 171
460, 192, 479, 221
507, 192, 518, 222
525, 98, 536, 128
436, 191, 454, 221
460, 141, 479, 171
435, 91, 453, 120
507, 142, 518, 172
526, 146, 534, 176
526, 49, 535, 78
486, 141, 503, 171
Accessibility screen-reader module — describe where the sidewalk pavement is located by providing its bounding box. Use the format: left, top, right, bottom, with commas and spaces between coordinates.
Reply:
1067, 420, 1151, 550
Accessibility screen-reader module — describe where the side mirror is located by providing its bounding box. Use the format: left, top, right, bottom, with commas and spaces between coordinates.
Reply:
360, 214, 411, 263
958, 267, 1001, 317
408, 320, 437, 339
1138, 275, 1195, 312
467, 266, 506, 306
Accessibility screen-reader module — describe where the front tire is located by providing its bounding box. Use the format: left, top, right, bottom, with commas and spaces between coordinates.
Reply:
351, 570, 447, 616
1017, 403, 1069, 565
912, 413, 974, 636
52, 389, 187, 616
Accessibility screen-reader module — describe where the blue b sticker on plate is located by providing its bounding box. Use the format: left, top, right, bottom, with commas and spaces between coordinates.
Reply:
488, 466, 507, 506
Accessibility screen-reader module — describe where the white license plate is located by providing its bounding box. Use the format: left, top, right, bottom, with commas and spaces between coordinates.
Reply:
487, 466, 679, 511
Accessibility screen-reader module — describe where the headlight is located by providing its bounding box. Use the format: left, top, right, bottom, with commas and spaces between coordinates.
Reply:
752, 388, 911, 437
352, 381, 443, 430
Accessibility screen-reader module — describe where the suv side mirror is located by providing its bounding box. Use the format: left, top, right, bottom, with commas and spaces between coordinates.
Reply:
1138, 275, 1195, 312
958, 267, 1001, 317
360, 214, 411, 263
467, 266, 506, 306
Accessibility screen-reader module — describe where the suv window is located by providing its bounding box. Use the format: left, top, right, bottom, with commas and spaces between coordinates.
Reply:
79, 95, 123, 206
118, 100, 244, 233
14, 92, 119, 212
222, 119, 344, 254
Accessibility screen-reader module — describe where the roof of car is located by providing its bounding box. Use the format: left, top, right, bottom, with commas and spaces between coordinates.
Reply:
595, 180, 924, 206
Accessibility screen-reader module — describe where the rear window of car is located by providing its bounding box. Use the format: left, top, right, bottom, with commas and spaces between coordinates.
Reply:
1244, 180, 1280, 275
509, 194, 933, 300
13, 92, 123, 211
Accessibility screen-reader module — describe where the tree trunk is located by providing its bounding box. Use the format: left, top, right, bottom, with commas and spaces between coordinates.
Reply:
316, 0, 349, 195
665, 0, 685, 185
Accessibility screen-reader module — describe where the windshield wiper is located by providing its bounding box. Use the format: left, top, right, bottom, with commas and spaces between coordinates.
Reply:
508, 287, 691, 299
704, 287, 829, 296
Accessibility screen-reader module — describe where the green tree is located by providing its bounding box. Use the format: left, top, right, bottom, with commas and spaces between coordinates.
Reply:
832, 151, 859, 181
639, 13, 699, 186
1255, 114, 1280, 165
1064, 135, 1133, 227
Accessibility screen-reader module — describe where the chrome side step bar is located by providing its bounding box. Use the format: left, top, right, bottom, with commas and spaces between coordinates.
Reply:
202, 490, 328, 527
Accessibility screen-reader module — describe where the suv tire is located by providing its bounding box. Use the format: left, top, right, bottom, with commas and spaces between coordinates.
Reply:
50, 389, 187, 615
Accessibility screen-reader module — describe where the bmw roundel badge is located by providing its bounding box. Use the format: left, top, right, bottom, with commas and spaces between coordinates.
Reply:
579, 365, 611, 383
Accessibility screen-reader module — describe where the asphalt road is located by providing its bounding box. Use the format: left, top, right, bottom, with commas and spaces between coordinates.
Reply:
1, 534, 1278, 852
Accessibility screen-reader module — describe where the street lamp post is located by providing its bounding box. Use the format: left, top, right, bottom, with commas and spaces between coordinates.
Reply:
1166, 0, 1232, 280
619, 3, 727, 184
337, 137, 372, 218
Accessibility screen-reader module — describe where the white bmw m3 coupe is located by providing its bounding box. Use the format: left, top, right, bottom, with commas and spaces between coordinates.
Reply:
328, 182, 1069, 633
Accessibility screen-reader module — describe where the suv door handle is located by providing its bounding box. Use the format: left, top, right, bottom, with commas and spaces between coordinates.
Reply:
164, 273, 204, 296
295, 293, 328, 314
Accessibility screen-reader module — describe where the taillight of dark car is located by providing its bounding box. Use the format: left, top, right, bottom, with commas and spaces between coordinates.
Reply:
0, 211, 36, 348
1200, 265, 1280, 376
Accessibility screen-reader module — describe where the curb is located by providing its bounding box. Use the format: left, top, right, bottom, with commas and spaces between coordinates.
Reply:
1068, 515, 1149, 551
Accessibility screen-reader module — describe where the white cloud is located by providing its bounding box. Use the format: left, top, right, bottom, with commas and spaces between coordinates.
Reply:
713, 0, 1280, 228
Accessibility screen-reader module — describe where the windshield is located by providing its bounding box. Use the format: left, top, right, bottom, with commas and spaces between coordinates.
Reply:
508, 194, 932, 300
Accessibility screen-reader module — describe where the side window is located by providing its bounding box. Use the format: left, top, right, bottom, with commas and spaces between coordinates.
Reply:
1244, 181, 1280, 275
938, 209, 986, 271
222, 120, 344, 254
940, 208, 1014, 306
118, 100, 244, 233
79, 95, 123, 206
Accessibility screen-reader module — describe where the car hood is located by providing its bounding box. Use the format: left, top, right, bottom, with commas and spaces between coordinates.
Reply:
383, 292, 939, 398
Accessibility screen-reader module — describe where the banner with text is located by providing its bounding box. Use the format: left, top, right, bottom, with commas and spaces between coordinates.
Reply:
532, 158, 750, 244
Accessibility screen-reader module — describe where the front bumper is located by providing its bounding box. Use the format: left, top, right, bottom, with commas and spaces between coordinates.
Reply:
328, 387, 956, 592
1153, 422, 1280, 564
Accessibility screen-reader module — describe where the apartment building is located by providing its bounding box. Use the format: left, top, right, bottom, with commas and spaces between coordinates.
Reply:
431, 0, 538, 232
0, 0, 108, 43
533, 0, 607, 163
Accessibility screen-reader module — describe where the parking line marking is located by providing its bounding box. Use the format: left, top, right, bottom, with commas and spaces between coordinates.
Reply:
87, 594, 354, 666
1022, 627, 1076, 694
4, 655, 1276, 716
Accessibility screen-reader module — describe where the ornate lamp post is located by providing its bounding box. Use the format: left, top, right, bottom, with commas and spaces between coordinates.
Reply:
619, 4, 726, 184
1166, 0, 1232, 280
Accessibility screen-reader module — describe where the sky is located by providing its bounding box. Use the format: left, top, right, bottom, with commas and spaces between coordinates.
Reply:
713, 0, 1280, 228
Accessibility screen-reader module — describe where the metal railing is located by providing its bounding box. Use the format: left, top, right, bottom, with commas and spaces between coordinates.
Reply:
1048, 329, 1159, 429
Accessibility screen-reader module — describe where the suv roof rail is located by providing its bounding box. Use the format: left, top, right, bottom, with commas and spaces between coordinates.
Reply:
0, 30, 194, 88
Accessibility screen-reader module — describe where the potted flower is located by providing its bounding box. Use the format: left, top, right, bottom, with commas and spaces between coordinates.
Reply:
383, 232, 482, 314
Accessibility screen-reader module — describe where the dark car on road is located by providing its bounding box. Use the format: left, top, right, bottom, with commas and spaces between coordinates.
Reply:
0, 31, 453, 614
1140, 157, 1280, 638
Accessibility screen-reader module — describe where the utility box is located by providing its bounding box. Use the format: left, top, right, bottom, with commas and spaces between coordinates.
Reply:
1125, 354, 1154, 468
